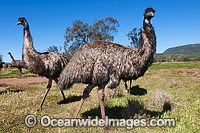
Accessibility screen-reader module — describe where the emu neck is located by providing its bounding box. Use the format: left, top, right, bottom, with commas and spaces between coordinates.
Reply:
137, 19, 156, 68
23, 28, 36, 53
9, 54, 15, 61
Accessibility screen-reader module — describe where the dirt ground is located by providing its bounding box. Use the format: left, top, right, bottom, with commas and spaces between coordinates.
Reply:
0, 77, 48, 90
160, 68, 200, 72
0, 77, 48, 85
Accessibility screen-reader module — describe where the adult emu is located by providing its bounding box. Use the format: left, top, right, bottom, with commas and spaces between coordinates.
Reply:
8, 52, 26, 76
58, 8, 156, 119
16, 17, 68, 111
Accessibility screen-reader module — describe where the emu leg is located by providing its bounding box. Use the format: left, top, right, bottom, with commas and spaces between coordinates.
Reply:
18, 68, 22, 78
37, 78, 52, 111
74, 84, 95, 118
54, 78, 67, 100
129, 80, 132, 95
124, 80, 128, 90
98, 85, 106, 120
98, 85, 112, 130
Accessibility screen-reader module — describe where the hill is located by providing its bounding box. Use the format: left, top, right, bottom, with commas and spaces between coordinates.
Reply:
163, 43, 200, 54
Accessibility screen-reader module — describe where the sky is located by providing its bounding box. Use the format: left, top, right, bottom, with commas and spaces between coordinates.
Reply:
0, 0, 200, 62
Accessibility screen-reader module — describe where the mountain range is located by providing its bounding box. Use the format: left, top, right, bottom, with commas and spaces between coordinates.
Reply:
163, 43, 200, 54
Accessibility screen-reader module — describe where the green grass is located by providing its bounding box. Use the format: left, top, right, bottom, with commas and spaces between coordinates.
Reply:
150, 62, 200, 69
0, 68, 199, 132
0, 83, 8, 87
0, 68, 37, 78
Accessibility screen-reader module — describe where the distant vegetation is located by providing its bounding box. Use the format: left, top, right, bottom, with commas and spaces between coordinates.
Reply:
163, 43, 200, 54
0, 53, 2, 62
154, 43, 200, 62
46, 45, 62, 53
154, 53, 200, 62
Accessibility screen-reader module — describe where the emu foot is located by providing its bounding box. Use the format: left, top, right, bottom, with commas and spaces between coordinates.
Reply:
63, 97, 67, 101
37, 107, 42, 112
58, 97, 67, 104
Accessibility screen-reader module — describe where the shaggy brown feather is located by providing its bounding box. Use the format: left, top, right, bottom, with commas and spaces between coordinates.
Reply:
17, 18, 68, 79
58, 8, 156, 91
17, 17, 68, 111
58, 8, 156, 119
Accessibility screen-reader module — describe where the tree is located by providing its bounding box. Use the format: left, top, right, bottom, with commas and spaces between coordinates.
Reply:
64, 17, 119, 59
0, 54, 2, 62
127, 28, 142, 48
46, 46, 62, 53
89, 17, 119, 41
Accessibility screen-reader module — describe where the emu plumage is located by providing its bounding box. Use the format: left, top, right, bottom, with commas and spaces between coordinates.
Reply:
17, 17, 68, 111
58, 8, 156, 119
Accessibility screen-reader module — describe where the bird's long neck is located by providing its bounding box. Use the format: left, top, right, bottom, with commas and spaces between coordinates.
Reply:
8, 53, 15, 61
23, 26, 37, 57
135, 18, 156, 71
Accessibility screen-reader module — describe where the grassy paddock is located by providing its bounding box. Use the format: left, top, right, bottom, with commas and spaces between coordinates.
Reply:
0, 68, 37, 78
0, 68, 199, 132
150, 62, 200, 69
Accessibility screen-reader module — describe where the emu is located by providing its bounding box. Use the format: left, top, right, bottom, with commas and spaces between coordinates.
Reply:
58, 8, 156, 119
16, 17, 68, 111
8, 52, 26, 76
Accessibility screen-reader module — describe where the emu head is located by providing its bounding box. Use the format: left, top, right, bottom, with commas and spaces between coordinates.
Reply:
144, 8, 155, 22
8, 52, 11, 55
16, 17, 28, 28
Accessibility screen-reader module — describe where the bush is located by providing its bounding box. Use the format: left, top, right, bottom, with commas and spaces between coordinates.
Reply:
152, 90, 174, 112
104, 86, 123, 101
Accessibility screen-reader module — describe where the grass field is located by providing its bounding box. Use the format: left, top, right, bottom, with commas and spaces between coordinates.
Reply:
0, 68, 37, 78
150, 62, 200, 69
0, 63, 200, 132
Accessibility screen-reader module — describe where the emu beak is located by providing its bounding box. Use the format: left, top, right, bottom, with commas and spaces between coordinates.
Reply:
16, 21, 21, 26
151, 12, 154, 17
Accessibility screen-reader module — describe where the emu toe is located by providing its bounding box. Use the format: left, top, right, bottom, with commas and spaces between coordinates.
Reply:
37, 107, 42, 112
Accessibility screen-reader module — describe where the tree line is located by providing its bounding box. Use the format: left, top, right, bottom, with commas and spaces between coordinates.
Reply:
154, 53, 200, 62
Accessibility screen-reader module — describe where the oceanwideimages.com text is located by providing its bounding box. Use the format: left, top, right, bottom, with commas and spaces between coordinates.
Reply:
25, 115, 176, 129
